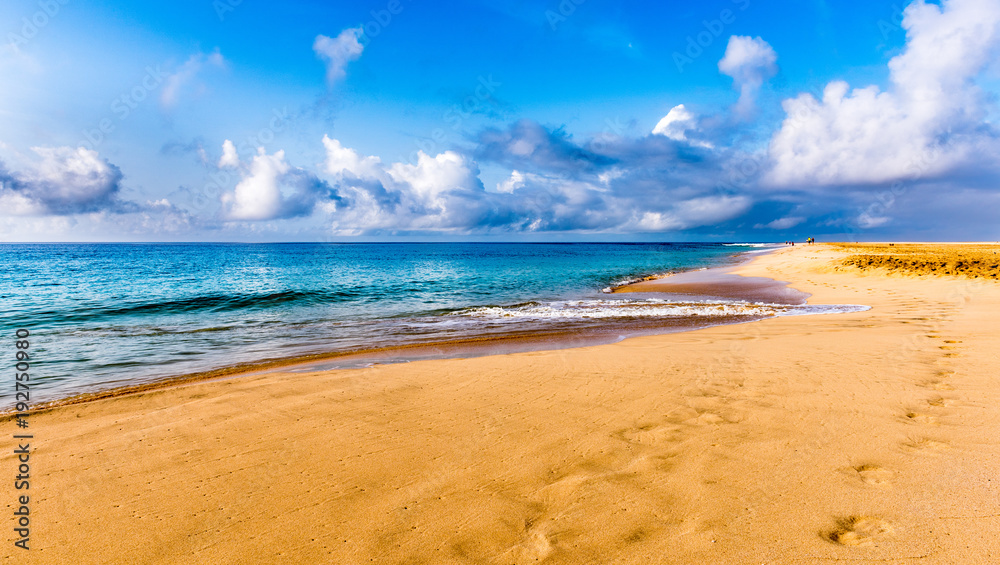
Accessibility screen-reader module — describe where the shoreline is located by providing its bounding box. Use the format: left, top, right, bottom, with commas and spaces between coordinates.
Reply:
7, 243, 1000, 562
16, 246, 793, 412
610, 248, 809, 304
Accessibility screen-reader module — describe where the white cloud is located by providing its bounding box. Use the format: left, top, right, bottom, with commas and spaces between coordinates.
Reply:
652, 104, 697, 140
718, 36, 778, 117
333, 147, 486, 232
218, 139, 239, 169
321, 135, 383, 178
0, 146, 124, 215
221, 148, 334, 221
30, 146, 117, 194
313, 28, 365, 86
322, 133, 751, 235
323, 137, 509, 232
161, 50, 226, 110
323, 136, 479, 198
0, 189, 44, 216
759, 216, 805, 230
222, 149, 290, 221
496, 170, 525, 193
651, 105, 713, 148
767, 0, 1000, 187
388, 151, 479, 202
631, 196, 752, 232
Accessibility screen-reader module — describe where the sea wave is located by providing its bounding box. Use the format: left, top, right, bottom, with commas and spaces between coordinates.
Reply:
27, 289, 366, 324
452, 299, 869, 320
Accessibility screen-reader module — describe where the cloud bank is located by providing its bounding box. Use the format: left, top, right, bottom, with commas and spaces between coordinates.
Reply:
4, 0, 999, 242
320, 118, 751, 235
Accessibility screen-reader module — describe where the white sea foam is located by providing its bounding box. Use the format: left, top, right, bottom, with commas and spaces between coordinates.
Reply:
601, 277, 664, 294
453, 299, 869, 321
723, 243, 779, 248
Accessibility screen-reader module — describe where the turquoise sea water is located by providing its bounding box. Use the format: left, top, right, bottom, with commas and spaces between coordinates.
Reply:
1, 243, 857, 402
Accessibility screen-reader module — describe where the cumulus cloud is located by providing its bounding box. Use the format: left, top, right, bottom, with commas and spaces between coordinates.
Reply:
322, 137, 495, 232
313, 28, 365, 86
321, 121, 753, 235
322, 135, 383, 179
718, 36, 778, 117
651, 104, 715, 149
161, 50, 226, 110
652, 104, 696, 140
0, 146, 126, 215
767, 0, 1000, 187
388, 152, 481, 202
221, 147, 340, 221
218, 139, 239, 168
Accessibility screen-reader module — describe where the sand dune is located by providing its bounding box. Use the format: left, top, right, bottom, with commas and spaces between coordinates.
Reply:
5, 244, 1000, 563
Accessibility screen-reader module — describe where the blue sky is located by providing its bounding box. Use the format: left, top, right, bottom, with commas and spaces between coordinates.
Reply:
1, 0, 999, 241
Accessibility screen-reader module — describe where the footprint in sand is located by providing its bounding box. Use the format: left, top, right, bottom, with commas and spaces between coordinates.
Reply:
903, 411, 939, 425
663, 406, 741, 427
507, 528, 555, 563
925, 396, 954, 408
616, 423, 681, 446
853, 464, 894, 487
902, 438, 950, 455
695, 412, 726, 425
825, 516, 893, 546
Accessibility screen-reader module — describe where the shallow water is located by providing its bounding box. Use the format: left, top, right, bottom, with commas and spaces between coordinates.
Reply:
0, 243, 864, 402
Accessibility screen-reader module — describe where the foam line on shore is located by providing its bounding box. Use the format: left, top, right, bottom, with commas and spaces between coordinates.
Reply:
13, 246, 859, 412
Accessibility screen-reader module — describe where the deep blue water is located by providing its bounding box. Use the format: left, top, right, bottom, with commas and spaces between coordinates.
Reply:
1, 243, 782, 401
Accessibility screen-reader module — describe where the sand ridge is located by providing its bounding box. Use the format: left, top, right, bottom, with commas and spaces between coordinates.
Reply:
4, 244, 1000, 563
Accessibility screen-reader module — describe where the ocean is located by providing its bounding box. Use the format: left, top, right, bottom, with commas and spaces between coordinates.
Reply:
1, 243, 861, 402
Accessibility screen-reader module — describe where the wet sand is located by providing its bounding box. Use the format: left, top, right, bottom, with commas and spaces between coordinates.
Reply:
611, 256, 810, 304
4, 243, 1000, 563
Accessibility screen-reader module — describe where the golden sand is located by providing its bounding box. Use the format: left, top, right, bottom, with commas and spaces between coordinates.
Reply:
4, 244, 1000, 563
834, 243, 1000, 279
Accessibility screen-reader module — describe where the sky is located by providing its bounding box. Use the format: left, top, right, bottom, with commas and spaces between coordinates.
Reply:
1, 0, 999, 242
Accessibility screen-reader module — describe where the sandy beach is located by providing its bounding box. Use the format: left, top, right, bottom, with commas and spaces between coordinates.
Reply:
5, 243, 999, 563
